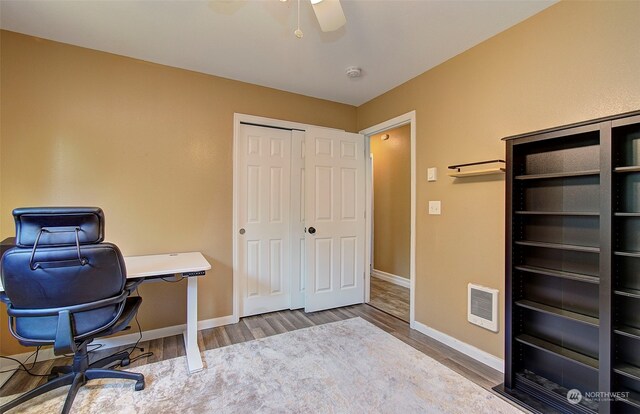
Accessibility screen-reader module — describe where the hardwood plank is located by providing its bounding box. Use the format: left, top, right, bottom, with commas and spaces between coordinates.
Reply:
197, 331, 206, 354
254, 315, 278, 337
200, 327, 221, 351
262, 313, 288, 335
303, 310, 336, 325
0, 357, 56, 397
388, 331, 449, 363
329, 307, 357, 321
439, 358, 500, 391
277, 311, 307, 330
269, 312, 298, 331
241, 315, 263, 331
146, 338, 165, 363
213, 326, 232, 348
224, 324, 250, 345
248, 327, 266, 339
238, 320, 256, 341
124, 344, 146, 368
236, 316, 267, 340
447, 352, 502, 385
162, 334, 183, 360
291, 310, 318, 327
286, 310, 315, 329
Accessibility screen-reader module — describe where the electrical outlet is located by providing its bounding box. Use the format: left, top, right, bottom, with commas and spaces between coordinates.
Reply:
428, 201, 441, 215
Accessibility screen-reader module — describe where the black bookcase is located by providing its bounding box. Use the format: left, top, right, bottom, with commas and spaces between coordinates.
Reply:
496, 111, 640, 414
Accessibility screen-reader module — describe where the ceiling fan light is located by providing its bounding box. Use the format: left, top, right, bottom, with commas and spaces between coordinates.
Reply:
311, 0, 346, 32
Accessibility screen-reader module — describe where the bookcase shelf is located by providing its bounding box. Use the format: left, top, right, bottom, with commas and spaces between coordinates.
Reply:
515, 211, 599, 216
614, 288, 640, 299
515, 170, 600, 180
515, 299, 599, 327
614, 251, 640, 258
497, 110, 640, 414
514, 265, 600, 284
618, 387, 640, 409
614, 363, 640, 382
516, 334, 599, 371
614, 325, 640, 341
614, 212, 640, 217
614, 166, 640, 173
515, 240, 600, 253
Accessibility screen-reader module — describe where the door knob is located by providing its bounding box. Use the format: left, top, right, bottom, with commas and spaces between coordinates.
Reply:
308, 227, 316, 234
239, 228, 246, 235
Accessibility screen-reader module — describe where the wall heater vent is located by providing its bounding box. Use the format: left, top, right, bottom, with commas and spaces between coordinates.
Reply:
468, 283, 499, 332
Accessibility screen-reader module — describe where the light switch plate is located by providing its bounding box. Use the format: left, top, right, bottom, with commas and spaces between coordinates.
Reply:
427, 167, 437, 182
428, 201, 441, 215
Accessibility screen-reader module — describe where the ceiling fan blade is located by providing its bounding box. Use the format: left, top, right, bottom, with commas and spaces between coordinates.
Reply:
311, 0, 346, 32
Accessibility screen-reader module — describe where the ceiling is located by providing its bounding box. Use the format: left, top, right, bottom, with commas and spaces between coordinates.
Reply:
0, 0, 555, 106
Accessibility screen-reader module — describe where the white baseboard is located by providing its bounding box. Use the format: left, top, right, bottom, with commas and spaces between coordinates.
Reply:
93, 314, 236, 349
0, 314, 235, 387
371, 269, 410, 288
412, 320, 504, 373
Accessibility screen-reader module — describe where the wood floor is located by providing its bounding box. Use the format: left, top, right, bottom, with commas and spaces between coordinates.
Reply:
0, 304, 503, 405
369, 276, 410, 321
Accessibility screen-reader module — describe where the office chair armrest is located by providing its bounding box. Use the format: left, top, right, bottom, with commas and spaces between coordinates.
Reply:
0, 292, 10, 305
54, 310, 77, 355
124, 278, 144, 293
6, 290, 128, 318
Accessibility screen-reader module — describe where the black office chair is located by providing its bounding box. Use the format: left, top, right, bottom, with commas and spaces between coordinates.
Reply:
0, 207, 145, 414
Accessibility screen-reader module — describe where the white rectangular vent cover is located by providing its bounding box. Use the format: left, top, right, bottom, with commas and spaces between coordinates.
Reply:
468, 283, 499, 332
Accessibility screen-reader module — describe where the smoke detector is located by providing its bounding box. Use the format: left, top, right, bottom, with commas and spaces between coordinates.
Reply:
345, 66, 362, 78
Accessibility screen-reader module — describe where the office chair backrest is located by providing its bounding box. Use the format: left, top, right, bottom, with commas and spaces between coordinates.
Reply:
0, 207, 128, 342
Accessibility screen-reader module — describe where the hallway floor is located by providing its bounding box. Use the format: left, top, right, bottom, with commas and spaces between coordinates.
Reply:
369, 276, 410, 322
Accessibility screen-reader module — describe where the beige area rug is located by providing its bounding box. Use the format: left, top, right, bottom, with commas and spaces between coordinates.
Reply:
2, 317, 522, 413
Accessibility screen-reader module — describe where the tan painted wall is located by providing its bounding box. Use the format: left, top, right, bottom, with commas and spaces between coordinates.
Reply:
0, 30, 356, 355
357, 1, 640, 358
370, 125, 410, 278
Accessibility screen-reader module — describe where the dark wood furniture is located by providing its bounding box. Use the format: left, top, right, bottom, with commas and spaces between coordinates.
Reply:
495, 111, 640, 414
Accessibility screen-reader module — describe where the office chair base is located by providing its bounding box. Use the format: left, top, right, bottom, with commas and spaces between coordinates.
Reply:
0, 346, 144, 414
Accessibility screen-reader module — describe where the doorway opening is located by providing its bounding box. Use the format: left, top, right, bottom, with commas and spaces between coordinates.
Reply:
361, 111, 416, 327
368, 125, 411, 321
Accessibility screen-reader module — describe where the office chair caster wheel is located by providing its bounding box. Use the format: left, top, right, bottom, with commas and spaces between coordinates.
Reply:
135, 380, 145, 391
121, 357, 130, 367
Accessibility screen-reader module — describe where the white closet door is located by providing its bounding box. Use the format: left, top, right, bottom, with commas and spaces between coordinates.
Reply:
290, 130, 306, 309
304, 128, 366, 312
238, 124, 292, 317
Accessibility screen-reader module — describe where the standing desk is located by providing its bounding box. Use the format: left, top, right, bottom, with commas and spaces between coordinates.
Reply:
0, 251, 211, 374
123, 252, 210, 373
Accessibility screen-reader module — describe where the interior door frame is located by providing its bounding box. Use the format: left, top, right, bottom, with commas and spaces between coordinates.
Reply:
360, 111, 417, 328
232, 113, 346, 323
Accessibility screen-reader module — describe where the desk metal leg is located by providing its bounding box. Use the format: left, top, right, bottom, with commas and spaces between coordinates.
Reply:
183, 276, 204, 373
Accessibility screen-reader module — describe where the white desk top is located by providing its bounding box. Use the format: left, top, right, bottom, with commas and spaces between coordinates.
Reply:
0, 252, 211, 291
124, 252, 211, 279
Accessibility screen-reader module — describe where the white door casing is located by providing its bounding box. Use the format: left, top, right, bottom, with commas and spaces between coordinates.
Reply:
304, 128, 366, 312
290, 130, 306, 309
238, 124, 292, 317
